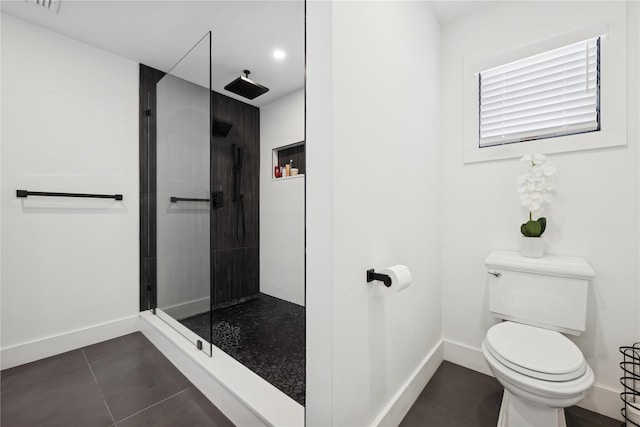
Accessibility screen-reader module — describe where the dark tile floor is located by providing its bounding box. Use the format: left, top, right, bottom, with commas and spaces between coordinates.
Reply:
0, 332, 233, 427
181, 293, 305, 406
0, 336, 620, 427
401, 361, 620, 427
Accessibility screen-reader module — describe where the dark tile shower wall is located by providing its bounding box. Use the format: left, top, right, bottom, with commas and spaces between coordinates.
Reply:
139, 64, 165, 311
139, 64, 260, 310
211, 93, 260, 306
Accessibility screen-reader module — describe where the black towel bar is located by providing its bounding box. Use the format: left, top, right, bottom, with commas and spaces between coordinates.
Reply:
170, 197, 210, 203
170, 192, 224, 209
17, 190, 123, 200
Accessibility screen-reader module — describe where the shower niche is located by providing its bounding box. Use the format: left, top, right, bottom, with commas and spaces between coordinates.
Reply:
273, 141, 305, 179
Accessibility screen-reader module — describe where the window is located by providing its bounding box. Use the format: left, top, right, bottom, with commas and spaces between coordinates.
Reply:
478, 37, 600, 148
462, 21, 627, 164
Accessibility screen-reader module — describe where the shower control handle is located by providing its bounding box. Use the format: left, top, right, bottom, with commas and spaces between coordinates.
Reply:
233, 145, 243, 170
211, 191, 224, 209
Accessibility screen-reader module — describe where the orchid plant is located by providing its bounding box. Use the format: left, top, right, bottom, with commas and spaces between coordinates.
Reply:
517, 154, 556, 238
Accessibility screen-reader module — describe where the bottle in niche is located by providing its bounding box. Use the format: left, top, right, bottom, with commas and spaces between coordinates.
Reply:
274, 165, 281, 178
285, 161, 291, 177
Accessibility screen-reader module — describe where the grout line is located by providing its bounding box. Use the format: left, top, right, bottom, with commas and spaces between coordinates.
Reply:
81, 349, 99, 385
114, 387, 191, 424
82, 349, 116, 426
102, 398, 117, 427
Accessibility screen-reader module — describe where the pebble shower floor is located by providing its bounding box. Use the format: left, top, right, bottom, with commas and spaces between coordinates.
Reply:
180, 293, 306, 405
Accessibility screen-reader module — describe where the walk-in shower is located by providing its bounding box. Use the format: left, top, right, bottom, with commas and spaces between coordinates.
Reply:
139, 20, 305, 406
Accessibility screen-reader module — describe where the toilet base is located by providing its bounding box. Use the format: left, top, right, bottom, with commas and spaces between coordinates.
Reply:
498, 390, 566, 427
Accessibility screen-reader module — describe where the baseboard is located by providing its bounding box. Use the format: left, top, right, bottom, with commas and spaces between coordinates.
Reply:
443, 338, 492, 376
371, 339, 444, 427
0, 314, 139, 370
578, 382, 623, 422
160, 297, 210, 320
139, 311, 304, 427
443, 339, 623, 422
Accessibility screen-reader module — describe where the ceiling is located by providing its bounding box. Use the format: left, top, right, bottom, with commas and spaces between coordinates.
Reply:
429, 1, 494, 25
1, 0, 305, 107
1, 0, 493, 106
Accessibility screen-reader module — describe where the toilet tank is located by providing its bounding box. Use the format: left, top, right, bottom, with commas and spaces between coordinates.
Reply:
485, 250, 595, 336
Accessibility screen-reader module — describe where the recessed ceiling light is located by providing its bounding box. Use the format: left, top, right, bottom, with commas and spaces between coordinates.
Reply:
273, 50, 286, 60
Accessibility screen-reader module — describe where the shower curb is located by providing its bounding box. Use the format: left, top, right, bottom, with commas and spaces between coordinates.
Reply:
139, 311, 304, 427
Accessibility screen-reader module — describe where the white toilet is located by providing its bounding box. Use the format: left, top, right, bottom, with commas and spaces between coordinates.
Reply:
482, 250, 596, 427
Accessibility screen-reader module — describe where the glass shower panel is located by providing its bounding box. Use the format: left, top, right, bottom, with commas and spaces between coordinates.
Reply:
155, 33, 212, 355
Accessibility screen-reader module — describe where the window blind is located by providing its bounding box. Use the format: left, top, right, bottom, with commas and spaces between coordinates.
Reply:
479, 37, 600, 147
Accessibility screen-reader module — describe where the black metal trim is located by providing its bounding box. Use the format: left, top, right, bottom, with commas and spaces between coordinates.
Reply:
17, 190, 123, 200
170, 196, 210, 203
366, 268, 392, 287
620, 343, 640, 426
595, 36, 601, 132
139, 64, 165, 312
211, 191, 223, 209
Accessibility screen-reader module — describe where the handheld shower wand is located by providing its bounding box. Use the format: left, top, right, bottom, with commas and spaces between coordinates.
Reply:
232, 144, 246, 244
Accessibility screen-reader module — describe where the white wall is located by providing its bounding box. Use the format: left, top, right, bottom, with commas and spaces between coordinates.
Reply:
307, 2, 442, 425
306, 2, 335, 423
259, 89, 305, 306
440, 1, 639, 419
1, 15, 139, 360
156, 74, 211, 319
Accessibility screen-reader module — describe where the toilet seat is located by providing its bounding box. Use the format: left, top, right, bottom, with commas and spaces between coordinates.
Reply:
485, 322, 586, 382
482, 339, 594, 408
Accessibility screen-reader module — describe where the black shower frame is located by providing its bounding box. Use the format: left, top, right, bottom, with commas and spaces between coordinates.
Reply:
139, 64, 165, 311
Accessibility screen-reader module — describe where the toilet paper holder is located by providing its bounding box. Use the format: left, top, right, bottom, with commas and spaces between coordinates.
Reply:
366, 269, 392, 287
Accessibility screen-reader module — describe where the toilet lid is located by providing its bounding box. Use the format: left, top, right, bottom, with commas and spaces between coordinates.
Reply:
485, 322, 587, 382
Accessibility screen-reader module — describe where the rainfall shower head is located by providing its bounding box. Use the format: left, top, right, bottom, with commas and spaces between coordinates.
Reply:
213, 120, 233, 137
224, 70, 269, 100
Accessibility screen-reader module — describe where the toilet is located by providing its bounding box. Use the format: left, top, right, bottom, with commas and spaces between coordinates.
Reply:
482, 250, 596, 427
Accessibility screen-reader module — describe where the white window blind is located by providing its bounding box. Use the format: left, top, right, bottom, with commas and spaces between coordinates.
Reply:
479, 37, 600, 147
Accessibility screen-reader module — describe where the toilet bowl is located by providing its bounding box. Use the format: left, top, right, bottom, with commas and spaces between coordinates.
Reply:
483, 250, 596, 427
482, 321, 594, 427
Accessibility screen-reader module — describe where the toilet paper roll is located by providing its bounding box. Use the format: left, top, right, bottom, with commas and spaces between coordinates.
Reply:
380, 265, 412, 292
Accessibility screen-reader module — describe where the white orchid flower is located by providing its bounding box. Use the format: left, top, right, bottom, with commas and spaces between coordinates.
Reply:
518, 154, 555, 216
543, 163, 557, 176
